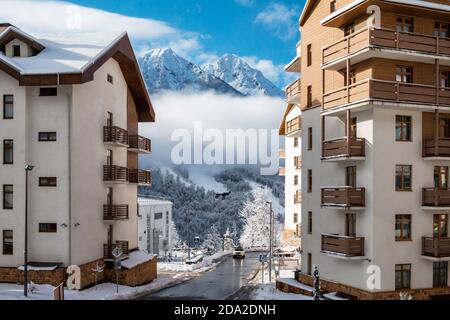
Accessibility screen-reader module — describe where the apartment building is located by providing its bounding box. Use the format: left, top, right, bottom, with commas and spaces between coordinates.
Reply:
279, 41, 302, 247
284, 0, 450, 299
0, 23, 155, 287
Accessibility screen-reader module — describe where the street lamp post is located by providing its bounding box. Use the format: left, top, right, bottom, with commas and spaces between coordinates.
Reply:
24, 165, 34, 297
266, 201, 273, 283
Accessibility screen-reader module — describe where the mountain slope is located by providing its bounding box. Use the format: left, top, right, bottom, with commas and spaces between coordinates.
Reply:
139, 48, 241, 95
205, 54, 284, 98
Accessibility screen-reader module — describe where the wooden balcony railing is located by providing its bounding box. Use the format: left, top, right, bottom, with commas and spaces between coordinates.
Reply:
129, 169, 152, 185
279, 149, 286, 158
103, 165, 128, 183
422, 188, 450, 207
294, 190, 302, 204
422, 237, 450, 258
323, 79, 450, 110
103, 126, 129, 146
129, 135, 152, 153
322, 138, 366, 159
103, 205, 129, 220
286, 79, 301, 100
286, 116, 302, 136
321, 234, 365, 257
321, 187, 365, 207
104, 241, 129, 260
423, 138, 450, 157
323, 26, 450, 65
279, 167, 286, 176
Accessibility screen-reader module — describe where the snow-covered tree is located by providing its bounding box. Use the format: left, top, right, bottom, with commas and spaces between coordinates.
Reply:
313, 265, 323, 300
203, 225, 223, 253
170, 221, 180, 246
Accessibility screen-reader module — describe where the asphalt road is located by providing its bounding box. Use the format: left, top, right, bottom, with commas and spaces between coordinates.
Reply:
138, 252, 261, 300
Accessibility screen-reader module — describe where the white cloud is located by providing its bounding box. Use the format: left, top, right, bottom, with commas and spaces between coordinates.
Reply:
243, 56, 297, 88
254, 3, 299, 40
235, 0, 255, 7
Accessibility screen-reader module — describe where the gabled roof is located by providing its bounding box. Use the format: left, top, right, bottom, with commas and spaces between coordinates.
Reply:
0, 27, 154, 122
0, 26, 45, 53
299, 0, 318, 27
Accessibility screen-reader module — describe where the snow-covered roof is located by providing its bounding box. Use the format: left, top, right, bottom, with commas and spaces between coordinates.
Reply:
138, 198, 173, 206
121, 251, 156, 269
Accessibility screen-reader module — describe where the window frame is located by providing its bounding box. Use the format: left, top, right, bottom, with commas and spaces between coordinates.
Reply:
2, 230, 13, 255
307, 44, 312, 67
330, 1, 336, 13
395, 115, 412, 142
395, 264, 412, 290
308, 211, 313, 235
12, 45, 21, 57
39, 223, 57, 233
397, 16, 414, 33
307, 169, 312, 193
395, 214, 412, 241
39, 177, 57, 187
396, 66, 413, 84
107, 74, 114, 84
396, 165, 412, 191
433, 262, 448, 288
3, 139, 13, 165
39, 87, 58, 97
154, 212, 163, 220
435, 22, 449, 39
38, 132, 57, 142
3, 185, 13, 210
307, 85, 313, 108
308, 127, 313, 151
3, 95, 13, 119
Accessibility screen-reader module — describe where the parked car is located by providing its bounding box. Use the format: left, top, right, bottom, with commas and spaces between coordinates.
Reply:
186, 254, 204, 265
233, 247, 246, 259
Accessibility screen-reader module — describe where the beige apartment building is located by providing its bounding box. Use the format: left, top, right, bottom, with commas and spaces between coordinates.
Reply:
0, 23, 155, 288
281, 0, 450, 299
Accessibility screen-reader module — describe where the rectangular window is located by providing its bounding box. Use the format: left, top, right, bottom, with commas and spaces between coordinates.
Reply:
434, 262, 448, 287
294, 175, 299, 186
293, 213, 298, 224
395, 264, 411, 290
307, 253, 312, 276
307, 86, 313, 108
395, 215, 412, 241
435, 22, 449, 38
346, 166, 357, 188
107, 112, 113, 127
294, 137, 299, 148
2, 230, 13, 255
344, 23, 355, 37
350, 117, 357, 138
39, 177, 57, 187
154, 212, 163, 220
330, 1, 336, 13
3, 95, 13, 119
294, 156, 302, 169
12, 45, 20, 57
3, 140, 13, 164
3, 185, 13, 210
434, 166, 449, 189
39, 87, 57, 97
307, 44, 312, 67
307, 169, 312, 193
308, 211, 312, 234
434, 214, 448, 239
107, 74, 114, 84
38, 132, 57, 142
39, 223, 57, 233
396, 116, 412, 141
308, 127, 313, 150
344, 69, 356, 86
441, 71, 450, 89
346, 213, 356, 237
396, 66, 413, 83
396, 165, 412, 191
440, 117, 450, 139
397, 17, 414, 33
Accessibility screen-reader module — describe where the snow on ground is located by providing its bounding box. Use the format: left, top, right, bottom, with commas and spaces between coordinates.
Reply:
251, 284, 312, 301
158, 251, 231, 273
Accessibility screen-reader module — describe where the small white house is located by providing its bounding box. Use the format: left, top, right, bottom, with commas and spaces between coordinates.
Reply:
138, 198, 173, 256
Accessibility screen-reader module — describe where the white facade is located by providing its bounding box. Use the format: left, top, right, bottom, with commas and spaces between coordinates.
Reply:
138, 198, 173, 256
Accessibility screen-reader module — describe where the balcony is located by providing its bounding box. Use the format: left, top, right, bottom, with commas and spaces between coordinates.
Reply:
322, 138, 366, 161
321, 187, 365, 209
422, 237, 450, 259
423, 138, 450, 158
286, 79, 301, 104
279, 149, 286, 159
286, 116, 302, 137
321, 234, 365, 258
103, 165, 128, 183
104, 241, 129, 260
103, 205, 129, 221
103, 126, 129, 147
323, 79, 450, 111
129, 135, 152, 154
279, 167, 285, 177
129, 169, 152, 186
422, 188, 450, 209
322, 26, 450, 69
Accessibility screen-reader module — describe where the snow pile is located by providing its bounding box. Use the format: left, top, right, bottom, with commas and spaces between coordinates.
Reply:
121, 251, 156, 269
158, 251, 231, 273
251, 284, 312, 301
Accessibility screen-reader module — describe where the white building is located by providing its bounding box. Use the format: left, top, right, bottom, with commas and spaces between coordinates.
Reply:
138, 198, 173, 256
0, 23, 155, 287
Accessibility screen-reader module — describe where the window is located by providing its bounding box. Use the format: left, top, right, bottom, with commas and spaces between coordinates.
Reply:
397, 17, 414, 33
39, 87, 57, 97
434, 214, 448, 239
154, 212, 163, 220
307, 86, 313, 108
294, 137, 299, 148
344, 69, 356, 86
350, 117, 357, 138
344, 23, 355, 37
38, 132, 57, 142
307, 44, 312, 67
107, 149, 113, 166
107, 112, 113, 127
396, 165, 412, 191
307, 253, 312, 275
308, 211, 312, 234
294, 190, 301, 204
441, 71, 450, 88
39, 223, 57, 233
39, 177, 57, 187
294, 156, 301, 169
308, 127, 313, 150
434, 166, 449, 189
395, 264, 411, 290
434, 262, 448, 287
330, 1, 336, 13
3, 140, 13, 164
107, 74, 114, 84
294, 175, 299, 186
12, 45, 20, 57
3, 95, 13, 119
440, 117, 450, 139
346, 166, 357, 188
435, 22, 449, 38
346, 213, 356, 237
2, 230, 13, 255
396, 66, 413, 83
396, 116, 412, 142
307, 169, 312, 193
3, 185, 13, 210
395, 215, 412, 241
293, 213, 298, 224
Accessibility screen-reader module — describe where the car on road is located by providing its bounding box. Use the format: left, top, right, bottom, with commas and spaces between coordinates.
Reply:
233, 247, 245, 259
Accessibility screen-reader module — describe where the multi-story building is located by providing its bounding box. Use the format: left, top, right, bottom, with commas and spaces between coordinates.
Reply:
285, 0, 450, 299
138, 198, 173, 256
0, 23, 155, 287
279, 41, 302, 247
